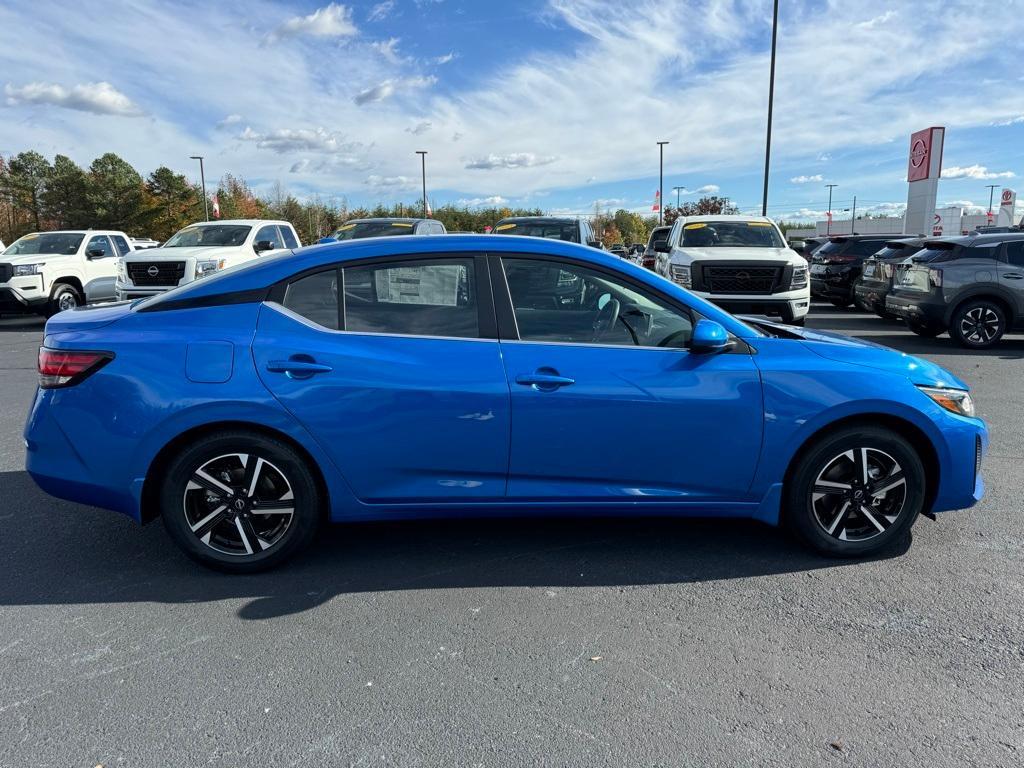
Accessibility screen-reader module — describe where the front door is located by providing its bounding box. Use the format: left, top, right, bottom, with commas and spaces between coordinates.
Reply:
494, 255, 763, 502
253, 255, 510, 503
83, 235, 117, 301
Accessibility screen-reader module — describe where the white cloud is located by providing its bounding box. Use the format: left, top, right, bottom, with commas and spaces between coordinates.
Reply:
405, 121, 432, 135
217, 113, 243, 128
364, 174, 416, 191
4, 81, 142, 116
695, 184, 719, 194
465, 153, 558, 170
239, 126, 364, 156
367, 1, 395, 22
267, 3, 357, 43
790, 174, 824, 184
371, 37, 402, 64
992, 115, 1024, 126
434, 52, 456, 65
353, 76, 435, 106
943, 199, 985, 212
943, 165, 1016, 180
458, 195, 508, 207
857, 10, 896, 29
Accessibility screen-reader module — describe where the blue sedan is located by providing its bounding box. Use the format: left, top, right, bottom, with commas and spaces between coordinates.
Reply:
25, 235, 986, 571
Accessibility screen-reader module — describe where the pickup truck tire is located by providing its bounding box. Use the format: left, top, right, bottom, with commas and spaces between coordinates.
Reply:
829, 297, 852, 308
46, 283, 83, 317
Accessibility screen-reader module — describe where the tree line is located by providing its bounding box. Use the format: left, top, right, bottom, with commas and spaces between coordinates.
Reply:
0, 150, 739, 248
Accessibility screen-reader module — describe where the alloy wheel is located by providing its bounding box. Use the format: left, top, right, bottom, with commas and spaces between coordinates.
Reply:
958, 307, 1001, 345
58, 292, 78, 311
183, 453, 295, 556
811, 447, 907, 542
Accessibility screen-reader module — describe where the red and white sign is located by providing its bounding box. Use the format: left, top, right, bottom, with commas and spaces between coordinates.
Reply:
908, 128, 932, 182
932, 213, 942, 236
211, 194, 220, 219
1002, 188, 1015, 207
652, 190, 660, 212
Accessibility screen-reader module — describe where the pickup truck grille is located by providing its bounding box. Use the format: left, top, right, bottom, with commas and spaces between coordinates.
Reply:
0, 264, 11, 284
127, 261, 186, 287
705, 265, 781, 295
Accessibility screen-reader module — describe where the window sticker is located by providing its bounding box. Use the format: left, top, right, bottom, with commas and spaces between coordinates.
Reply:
495, 223, 518, 231
374, 265, 465, 306
390, 222, 414, 228
338, 223, 357, 231
683, 223, 707, 230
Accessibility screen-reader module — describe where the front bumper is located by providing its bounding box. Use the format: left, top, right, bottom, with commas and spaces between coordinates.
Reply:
884, 293, 947, 328
696, 293, 809, 322
0, 280, 48, 313
114, 281, 171, 301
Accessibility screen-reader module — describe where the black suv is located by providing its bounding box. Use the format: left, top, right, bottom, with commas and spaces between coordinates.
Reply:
641, 226, 671, 270
852, 237, 925, 318
810, 235, 895, 307
886, 232, 1024, 348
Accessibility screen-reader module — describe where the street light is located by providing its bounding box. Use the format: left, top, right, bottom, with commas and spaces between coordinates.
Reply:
657, 141, 669, 224
672, 185, 687, 209
760, 0, 779, 216
825, 183, 838, 235
190, 155, 209, 221
415, 151, 428, 218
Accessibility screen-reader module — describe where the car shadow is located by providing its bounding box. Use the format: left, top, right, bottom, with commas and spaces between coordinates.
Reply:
0, 471, 906, 620
0, 315, 44, 332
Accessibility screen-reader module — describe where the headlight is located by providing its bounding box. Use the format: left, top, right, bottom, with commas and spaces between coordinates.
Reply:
116, 259, 126, 282
919, 386, 975, 418
670, 264, 691, 288
195, 259, 227, 279
790, 265, 808, 289
12, 263, 44, 276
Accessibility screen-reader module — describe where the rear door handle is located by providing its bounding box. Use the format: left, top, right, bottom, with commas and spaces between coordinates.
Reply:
515, 370, 575, 391
267, 358, 333, 379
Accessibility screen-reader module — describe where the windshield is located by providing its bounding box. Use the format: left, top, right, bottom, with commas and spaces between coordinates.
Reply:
332, 221, 416, 240
681, 221, 783, 248
493, 220, 579, 241
4, 232, 84, 255
164, 225, 251, 248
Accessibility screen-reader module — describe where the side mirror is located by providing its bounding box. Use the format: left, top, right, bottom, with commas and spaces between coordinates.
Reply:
690, 319, 730, 354
254, 240, 275, 253
653, 239, 670, 253
86, 248, 105, 259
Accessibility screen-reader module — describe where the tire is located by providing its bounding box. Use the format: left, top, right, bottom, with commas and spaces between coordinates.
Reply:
784, 426, 926, 558
950, 299, 1006, 349
906, 320, 943, 338
46, 283, 83, 317
788, 317, 806, 327
160, 430, 322, 573
829, 297, 851, 308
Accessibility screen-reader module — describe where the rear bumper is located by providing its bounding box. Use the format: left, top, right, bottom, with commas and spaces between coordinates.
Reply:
810, 274, 856, 300
884, 293, 947, 327
853, 281, 890, 314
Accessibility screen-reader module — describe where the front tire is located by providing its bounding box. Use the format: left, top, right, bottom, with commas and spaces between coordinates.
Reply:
950, 299, 1006, 349
784, 427, 925, 558
160, 431, 321, 572
46, 283, 83, 317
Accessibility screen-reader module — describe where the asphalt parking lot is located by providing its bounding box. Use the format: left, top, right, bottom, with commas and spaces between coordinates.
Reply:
0, 305, 1022, 767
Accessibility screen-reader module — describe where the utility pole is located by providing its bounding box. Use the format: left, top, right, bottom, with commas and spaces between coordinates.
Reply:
825, 183, 838, 235
190, 156, 209, 221
657, 141, 669, 225
986, 184, 999, 222
672, 185, 686, 210
851, 195, 857, 234
416, 151, 428, 218
761, 0, 779, 216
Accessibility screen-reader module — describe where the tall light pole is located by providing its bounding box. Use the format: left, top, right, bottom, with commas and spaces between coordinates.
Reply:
657, 141, 669, 224
672, 185, 686, 210
825, 183, 838, 235
761, 0, 779, 216
851, 195, 857, 234
190, 155, 209, 221
416, 150, 428, 218
986, 184, 999, 222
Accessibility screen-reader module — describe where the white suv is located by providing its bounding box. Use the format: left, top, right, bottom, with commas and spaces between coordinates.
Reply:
0, 230, 134, 316
655, 215, 810, 325
116, 219, 301, 300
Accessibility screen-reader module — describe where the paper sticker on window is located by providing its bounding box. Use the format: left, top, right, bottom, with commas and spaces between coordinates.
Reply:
338, 223, 357, 231
683, 223, 707, 230
495, 223, 518, 231
747, 221, 772, 227
22, 233, 39, 239
374, 265, 465, 306
390, 222, 414, 228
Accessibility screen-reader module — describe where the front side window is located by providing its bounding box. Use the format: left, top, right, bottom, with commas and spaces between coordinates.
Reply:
86, 235, 113, 258
283, 269, 339, 329
502, 258, 693, 348
493, 220, 580, 242
344, 258, 478, 338
164, 225, 251, 247
5, 232, 84, 255
255, 225, 284, 250
680, 221, 784, 248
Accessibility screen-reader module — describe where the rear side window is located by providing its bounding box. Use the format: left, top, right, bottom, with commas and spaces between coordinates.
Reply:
1005, 241, 1024, 266
344, 259, 478, 338
280, 227, 299, 249
283, 269, 340, 330
111, 235, 131, 256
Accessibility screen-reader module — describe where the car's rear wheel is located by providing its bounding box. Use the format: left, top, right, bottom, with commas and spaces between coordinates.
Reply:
160, 431, 321, 572
906, 320, 943, 338
784, 427, 925, 558
950, 299, 1006, 349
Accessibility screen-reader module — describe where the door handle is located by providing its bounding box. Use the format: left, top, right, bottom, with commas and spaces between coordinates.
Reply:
515, 370, 575, 391
266, 358, 333, 379
1004, 273, 1024, 279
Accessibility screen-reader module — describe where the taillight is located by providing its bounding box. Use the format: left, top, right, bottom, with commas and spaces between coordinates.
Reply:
882, 264, 894, 279
38, 348, 112, 389
928, 268, 943, 288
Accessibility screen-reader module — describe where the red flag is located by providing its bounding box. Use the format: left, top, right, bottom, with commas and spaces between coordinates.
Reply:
652, 190, 660, 212
211, 194, 221, 219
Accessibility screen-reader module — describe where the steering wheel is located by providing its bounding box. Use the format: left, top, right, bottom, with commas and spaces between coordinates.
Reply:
591, 297, 621, 342
657, 328, 691, 348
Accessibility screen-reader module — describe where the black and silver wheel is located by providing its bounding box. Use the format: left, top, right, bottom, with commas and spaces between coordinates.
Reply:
46, 283, 83, 317
950, 300, 1005, 349
160, 431, 321, 572
785, 427, 926, 557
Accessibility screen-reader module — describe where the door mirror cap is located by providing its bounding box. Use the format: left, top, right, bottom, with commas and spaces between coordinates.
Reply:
86, 248, 105, 259
690, 319, 731, 354
586, 240, 603, 248
653, 239, 670, 253
254, 240, 275, 253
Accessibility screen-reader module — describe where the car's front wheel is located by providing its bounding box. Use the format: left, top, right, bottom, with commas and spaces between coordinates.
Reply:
784, 427, 926, 558
160, 431, 322, 572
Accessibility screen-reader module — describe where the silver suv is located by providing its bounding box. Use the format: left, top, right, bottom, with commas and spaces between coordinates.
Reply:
886, 231, 1024, 348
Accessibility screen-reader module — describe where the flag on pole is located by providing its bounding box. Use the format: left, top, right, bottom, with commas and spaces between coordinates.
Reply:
652, 190, 660, 212
211, 194, 221, 219
426, 199, 433, 218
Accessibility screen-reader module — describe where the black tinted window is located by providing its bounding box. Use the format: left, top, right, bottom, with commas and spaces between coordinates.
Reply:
344, 259, 478, 338
1005, 241, 1024, 266
111, 235, 131, 255
86, 235, 113, 258
255, 225, 284, 249
847, 239, 890, 256
283, 269, 339, 330
493, 220, 580, 241
503, 258, 693, 348
281, 227, 299, 249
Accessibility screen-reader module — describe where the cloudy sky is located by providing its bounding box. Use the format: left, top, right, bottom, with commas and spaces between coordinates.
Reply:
1, 0, 1022, 221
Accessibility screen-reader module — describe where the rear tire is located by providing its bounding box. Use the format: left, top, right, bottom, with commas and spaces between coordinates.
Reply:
950, 299, 1006, 349
788, 317, 806, 327
46, 283, 83, 317
829, 297, 851, 308
784, 426, 925, 558
906, 320, 943, 338
160, 431, 322, 573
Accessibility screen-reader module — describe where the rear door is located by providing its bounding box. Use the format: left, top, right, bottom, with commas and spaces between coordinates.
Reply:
253, 254, 510, 503
998, 240, 1024, 321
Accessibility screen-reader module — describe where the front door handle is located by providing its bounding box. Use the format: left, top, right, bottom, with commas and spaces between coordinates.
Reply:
1004, 273, 1024, 279
515, 369, 575, 391
267, 357, 333, 379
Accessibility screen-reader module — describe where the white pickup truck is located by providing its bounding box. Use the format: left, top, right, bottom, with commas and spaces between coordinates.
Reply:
116, 219, 301, 300
0, 229, 134, 316
655, 215, 810, 325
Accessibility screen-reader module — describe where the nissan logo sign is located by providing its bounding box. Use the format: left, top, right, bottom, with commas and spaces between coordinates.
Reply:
910, 138, 928, 169
147, 265, 159, 277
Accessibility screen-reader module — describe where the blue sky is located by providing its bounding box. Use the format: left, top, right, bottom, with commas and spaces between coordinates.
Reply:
1, 0, 1023, 222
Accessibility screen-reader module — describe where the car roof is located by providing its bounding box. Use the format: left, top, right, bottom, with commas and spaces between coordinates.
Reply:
495, 216, 578, 224
922, 231, 1024, 248
680, 215, 775, 224
828, 233, 897, 242
19, 229, 128, 235
186, 219, 290, 227
342, 217, 431, 224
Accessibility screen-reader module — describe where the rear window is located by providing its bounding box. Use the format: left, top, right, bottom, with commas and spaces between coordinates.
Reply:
680, 221, 783, 248
492, 220, 580, 242
332, 221, 416, 240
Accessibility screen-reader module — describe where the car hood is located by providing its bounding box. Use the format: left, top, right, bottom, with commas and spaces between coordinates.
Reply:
122, 246, 242, 262
2, 252, 76, 265
671, 246, 799, 263
739, 317, 968, 389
